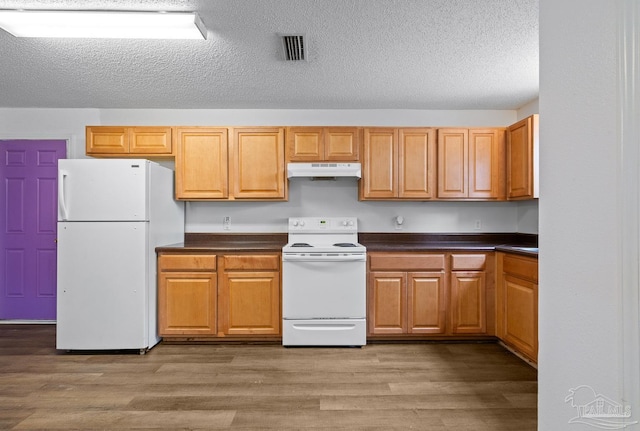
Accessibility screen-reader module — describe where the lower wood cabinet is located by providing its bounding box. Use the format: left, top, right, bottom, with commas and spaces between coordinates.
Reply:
369, 270, 446, 335
158, 252, 281, 340
450, 254, 489, 334
219, 254, 281, 336
157, 254, 218, 336
497, 252, 538, 363
368, 252, 493, 338
368, 253, 447, 336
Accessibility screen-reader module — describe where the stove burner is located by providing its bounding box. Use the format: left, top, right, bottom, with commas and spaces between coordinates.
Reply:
334, 243, 357, 247
291, 243, 312, 247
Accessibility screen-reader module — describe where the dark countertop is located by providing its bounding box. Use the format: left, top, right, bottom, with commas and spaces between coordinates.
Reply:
494, 245, 539, 257
359, 233, 538, 256
156, 233, 287, 253
157, 232, 538, 257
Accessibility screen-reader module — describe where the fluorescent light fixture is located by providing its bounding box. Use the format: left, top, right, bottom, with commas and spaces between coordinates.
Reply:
0, 10, 207, 39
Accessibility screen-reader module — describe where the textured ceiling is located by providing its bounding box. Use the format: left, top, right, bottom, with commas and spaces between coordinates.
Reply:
0, 0, 539, 110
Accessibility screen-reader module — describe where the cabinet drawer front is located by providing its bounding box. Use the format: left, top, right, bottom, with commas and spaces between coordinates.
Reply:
369, 253, 445, 271
503, 254, 538, 282
159, 254, 217, 271
451, 254, 486, 270
223, 254, 280, 270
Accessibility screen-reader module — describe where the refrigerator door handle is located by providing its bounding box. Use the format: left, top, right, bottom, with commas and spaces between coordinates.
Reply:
58, 170, 69, 221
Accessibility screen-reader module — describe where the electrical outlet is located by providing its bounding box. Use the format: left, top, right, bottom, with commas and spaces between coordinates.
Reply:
395, 216, 404, 230
223, 216, 231, 230
474, 219, 481, 230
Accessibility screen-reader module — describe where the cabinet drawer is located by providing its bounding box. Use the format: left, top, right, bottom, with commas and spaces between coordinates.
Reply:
503, 254, 538, 282
451, 254, 486, 270
223, 254, 280, 270
159, 254, 217, 271
369, 253, 445, 271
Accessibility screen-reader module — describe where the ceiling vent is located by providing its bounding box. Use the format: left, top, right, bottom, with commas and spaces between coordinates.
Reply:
281, 34, 306, 61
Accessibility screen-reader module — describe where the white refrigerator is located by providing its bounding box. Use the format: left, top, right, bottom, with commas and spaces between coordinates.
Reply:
56, 159, 184, 352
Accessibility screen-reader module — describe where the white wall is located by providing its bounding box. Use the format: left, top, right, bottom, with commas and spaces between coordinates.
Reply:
539, 1, 630, 429
1, 107, 535, 233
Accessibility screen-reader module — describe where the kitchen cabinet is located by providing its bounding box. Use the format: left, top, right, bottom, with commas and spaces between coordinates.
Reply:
368, 253, 446, 335
450, 254, 488, 334
158, 252, 281, 340
174, 127, 287, 201
219, 254, 281, 336
507, 114, 539, 200
286, 127, 360, 161
368, 251, 494, 339
231, 128, 287, 200
361, 128, 437, 200
175, 127, 228, 199
437, 128, 505, 199
157, 254, 218, 336
497, 252, 538, 362
86, 126, 173, 157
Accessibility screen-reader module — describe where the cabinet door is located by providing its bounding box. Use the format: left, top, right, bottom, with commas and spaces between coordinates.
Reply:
324, 127, 360, 161
437, 129, 468, 198
503, 274, 537, 361
361, 128, 398, 199
368, 271, 406, 334
86, 126, 128, 155
158, 271, 217, 336
468, 129, 505, 199
398, 128, 436, 199
407, 272, 446, 334
507, 116, 535, 199
175, 128, 228, 199
286, 127, 323, 161
231, 127, 286, 199
450, 271, 486, 334
129, 127, 173, 155
220, 271, 281, 335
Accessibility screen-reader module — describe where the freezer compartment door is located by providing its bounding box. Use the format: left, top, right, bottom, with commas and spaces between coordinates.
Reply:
56, 221, 149, 350
283, 319, 366, 346
58, 159, 148, 221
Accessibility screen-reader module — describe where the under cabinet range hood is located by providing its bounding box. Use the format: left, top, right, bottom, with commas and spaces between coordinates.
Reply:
287, 162, 361, 179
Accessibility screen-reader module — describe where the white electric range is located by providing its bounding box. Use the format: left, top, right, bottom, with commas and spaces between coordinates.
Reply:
282, 217, 367, 346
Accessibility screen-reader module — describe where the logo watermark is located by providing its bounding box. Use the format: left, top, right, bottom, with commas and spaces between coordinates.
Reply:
565, 385, 638, 429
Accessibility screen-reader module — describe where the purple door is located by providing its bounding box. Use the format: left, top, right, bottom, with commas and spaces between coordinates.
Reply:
0, 140, 67, 320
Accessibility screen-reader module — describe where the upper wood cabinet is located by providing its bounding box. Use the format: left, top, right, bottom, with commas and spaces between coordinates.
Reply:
175, 127, 228, 200
437, 128, 506, 199
175, 127, 287, 201
507, 114, 539, 200
86, 126, 173, 157
361, 128, 436, 200
231, 128, 287, 200
286, 127, 360, 161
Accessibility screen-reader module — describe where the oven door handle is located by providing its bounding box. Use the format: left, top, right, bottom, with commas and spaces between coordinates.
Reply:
282, 254, 366, 262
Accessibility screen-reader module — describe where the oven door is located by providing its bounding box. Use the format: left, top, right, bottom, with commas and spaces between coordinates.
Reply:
282, 253, 366, 319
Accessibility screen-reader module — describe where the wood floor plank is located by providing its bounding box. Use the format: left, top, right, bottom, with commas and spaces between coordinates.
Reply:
0, 324, 537, 430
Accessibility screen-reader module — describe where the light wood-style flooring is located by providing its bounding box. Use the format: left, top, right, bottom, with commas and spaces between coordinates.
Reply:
0, 325, 536, 430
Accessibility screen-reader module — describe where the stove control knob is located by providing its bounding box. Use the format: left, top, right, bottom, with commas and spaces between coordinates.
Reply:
299, 220, 305, 226
292, 220, 299, 227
